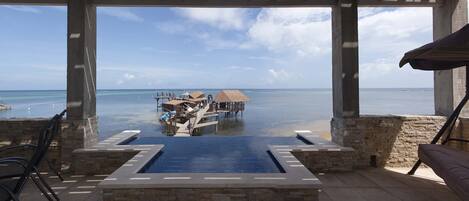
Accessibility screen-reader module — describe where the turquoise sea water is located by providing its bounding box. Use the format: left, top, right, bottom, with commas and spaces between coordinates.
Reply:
0, 89, 434, 140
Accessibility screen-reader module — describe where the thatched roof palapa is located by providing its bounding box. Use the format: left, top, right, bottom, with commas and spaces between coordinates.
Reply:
189, 97, 207, 103
215, 90, 249, 103
189, 91, 205, 99
163, 100, 195, 106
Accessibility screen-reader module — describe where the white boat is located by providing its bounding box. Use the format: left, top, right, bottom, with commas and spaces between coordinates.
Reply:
0, 104, 11, 111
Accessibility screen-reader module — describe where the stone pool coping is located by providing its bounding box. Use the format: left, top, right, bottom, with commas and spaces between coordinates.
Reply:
92, 130, 325, 190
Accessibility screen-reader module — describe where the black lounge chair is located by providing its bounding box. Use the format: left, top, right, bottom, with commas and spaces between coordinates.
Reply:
0, 110, 66, 201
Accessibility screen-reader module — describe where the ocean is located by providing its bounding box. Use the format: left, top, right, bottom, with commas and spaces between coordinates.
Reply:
0, 89, 434, 140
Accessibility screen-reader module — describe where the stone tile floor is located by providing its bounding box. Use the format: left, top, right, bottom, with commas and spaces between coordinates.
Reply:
19, 174, 105, 201
18, 168, 460, 201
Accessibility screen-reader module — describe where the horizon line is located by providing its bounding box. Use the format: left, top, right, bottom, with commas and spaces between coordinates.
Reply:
0, 87, 434, 91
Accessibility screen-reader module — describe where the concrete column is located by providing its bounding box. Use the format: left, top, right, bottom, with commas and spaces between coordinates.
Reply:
63, 0, 98, 169
433, 0, 468, 116
332, 0, 359, 118
330, 0, 367, 167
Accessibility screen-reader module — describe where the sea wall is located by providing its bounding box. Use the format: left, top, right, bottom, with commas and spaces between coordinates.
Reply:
0, 117, 99, 172
0, 118, 62, 170
331, 115, 449, 167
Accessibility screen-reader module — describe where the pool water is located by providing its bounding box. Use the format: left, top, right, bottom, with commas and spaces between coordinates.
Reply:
125, 136, 311, 173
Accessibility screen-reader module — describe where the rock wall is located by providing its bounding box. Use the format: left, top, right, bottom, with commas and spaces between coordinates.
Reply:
0, 117, 99, 172
292, 149, 355, 172
331, 115, 448, 167
103, 188, 318, 201
72, 149, 138, 175
0, 118, 62, 170
61, 117, 98, 170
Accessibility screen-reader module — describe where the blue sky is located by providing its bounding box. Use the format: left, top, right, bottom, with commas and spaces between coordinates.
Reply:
0, 6, 466, 90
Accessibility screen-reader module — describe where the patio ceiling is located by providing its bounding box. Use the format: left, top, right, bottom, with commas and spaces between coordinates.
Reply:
0, 0, 443, 7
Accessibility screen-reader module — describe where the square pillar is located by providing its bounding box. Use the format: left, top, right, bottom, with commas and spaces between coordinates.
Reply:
62, 0, 98, 169
331, 0, 367, 167
332, 0, 359, 119
433, 0, 468, 116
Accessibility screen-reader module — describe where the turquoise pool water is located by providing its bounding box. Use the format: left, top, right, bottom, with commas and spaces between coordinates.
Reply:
126, 136, 311, 173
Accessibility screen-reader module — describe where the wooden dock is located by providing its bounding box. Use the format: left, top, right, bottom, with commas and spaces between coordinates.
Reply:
174, 104, 218, 136
154, 92, 176, 111
156, 90, 248, 136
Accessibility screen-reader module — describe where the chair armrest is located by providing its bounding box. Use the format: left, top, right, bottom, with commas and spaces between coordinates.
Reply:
446, 138, 469, 144
0, 159, 27, 180
0, 144, 36, 153
0, 157, 29, 165
0, 160, 26, 170
0, 173, 22, 181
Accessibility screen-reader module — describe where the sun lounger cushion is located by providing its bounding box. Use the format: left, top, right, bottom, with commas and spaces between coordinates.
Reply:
419, 144, 469, 201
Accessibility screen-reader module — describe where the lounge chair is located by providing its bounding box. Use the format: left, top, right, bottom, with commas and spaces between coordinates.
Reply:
0, 110, 65, 201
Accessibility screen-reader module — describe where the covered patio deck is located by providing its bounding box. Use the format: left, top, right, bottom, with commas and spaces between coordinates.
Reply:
19, 168, 460, 201
0, 0, 468, 200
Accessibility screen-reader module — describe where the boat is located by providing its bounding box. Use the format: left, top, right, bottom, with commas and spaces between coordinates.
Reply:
0, 103, 11, 111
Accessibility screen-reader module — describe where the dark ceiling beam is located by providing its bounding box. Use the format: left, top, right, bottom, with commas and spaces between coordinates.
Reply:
91, 0, 335, 7
0, 0, 442, 7
357, 0, 442, 7
0, 0, 66, 5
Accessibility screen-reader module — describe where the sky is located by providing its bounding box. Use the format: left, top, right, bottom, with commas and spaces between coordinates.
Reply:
0, 6, 467, 90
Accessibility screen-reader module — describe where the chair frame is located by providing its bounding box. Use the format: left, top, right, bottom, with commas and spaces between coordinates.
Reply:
0, 110, 65, 201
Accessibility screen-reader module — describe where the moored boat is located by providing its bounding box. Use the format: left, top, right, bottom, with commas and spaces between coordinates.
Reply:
0, 103, 11, 111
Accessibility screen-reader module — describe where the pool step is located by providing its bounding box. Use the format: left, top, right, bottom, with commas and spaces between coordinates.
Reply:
291, 130, 356, 172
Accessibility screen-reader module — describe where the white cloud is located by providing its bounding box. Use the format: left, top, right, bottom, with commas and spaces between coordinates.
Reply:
124, 73, 135, 80
268, 69, 290, 81
358, 8, 433, 80
359, 8, 431, 43
116, 73, 136, 85
98, 65, 218, 88
175, 8, 249, 30
2, 5, 41, 13
360, 59, 396, 78
358, 8, 388, 19
194, 32, 241, 50
155, 21, 188, 34
227, 65, 254, 71
99, 8, 144, 23
140, 47, 178, 54
247, 8, 332, 57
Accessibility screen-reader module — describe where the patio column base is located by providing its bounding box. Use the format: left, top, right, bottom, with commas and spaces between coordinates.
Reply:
61, 116, 98, 170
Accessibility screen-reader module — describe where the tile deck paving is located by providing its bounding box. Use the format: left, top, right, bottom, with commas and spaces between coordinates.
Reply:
17, 167, 461, 201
